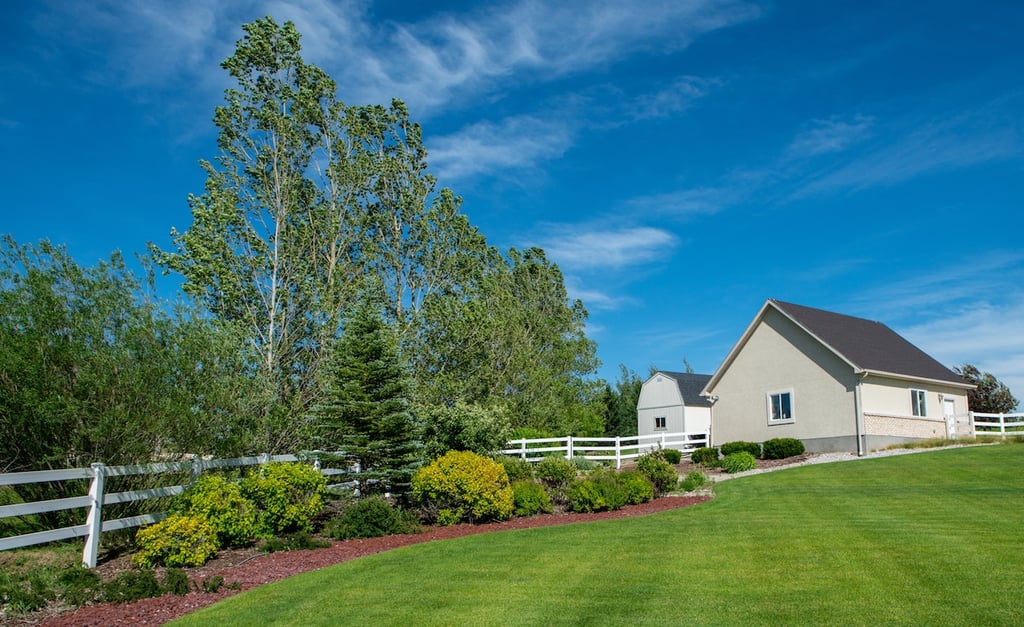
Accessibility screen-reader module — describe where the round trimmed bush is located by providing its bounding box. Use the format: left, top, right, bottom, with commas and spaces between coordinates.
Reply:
720, 441, 762, 458
721, 451, 758, 474
566, 471, 629, 513
512, 480, 553, 516
690, 447, 719, 466
616, 470, 655, 504
662, 449, 682, 464
171, 474, 259, 547
328, 496, 420, 539
133, 514, 218, 568
240, 462, 326, 535
762, 438, 806, 460
635, 451, 678, 495
412, 450, 513, 524
535, 456, 576, 490
497, 456, 534, 482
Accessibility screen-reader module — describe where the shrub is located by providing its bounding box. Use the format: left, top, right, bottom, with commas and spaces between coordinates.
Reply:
56, 566, 102, 607
134, 514, 219, 568
201, 575, 225, 593
690, 447, 719, 466
412, 450, 513, 524
261, 531, 332, 553
0, 569, 53, 614
616, 470, 655, 504
679, 471, 709, 492
566, 471, 628, 513
103, 569, 162, 604
762, 438, 806, 460
512, 480, 553, 516
421, 401, 513, 459
164, 568, 190, 596
721, 451, 758, 474
721, 441, 762, 458
496, 456, 534, 482
328, 496, 421, 539
171, 474, 259, 547
240, 462, 327, 535
662, 449, 682, 464
636, 451, 678, 495
570, 455, 598, 471
535, 456, 577, 492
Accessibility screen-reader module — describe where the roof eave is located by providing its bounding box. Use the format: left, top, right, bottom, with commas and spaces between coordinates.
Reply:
856, 369, 976, 390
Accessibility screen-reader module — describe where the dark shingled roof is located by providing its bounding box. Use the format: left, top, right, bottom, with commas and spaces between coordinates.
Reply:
659, 371, 714, 407
770, 299, 964, 385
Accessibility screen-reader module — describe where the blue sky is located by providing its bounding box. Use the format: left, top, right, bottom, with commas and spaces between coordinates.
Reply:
3, 1, 1023, 403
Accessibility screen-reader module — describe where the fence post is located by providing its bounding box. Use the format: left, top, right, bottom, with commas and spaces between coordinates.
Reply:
1000, 413, 1006, 439
190, 456, 203, 483
615, 436, 621, 470
520, 439, 527, 460
566, 436, 573, 461
82, 463, 105, 569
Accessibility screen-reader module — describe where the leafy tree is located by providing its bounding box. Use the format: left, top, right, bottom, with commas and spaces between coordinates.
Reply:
0, 237, 260, 527
311, 285, 419, 498
601, 366, 643, 437
415, 247, 602, 434
420, 401, 513, 459
955, 364, 1019, 413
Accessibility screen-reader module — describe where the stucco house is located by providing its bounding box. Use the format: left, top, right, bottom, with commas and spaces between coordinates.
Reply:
637, 371, 713, 438
701, 299, 974, 454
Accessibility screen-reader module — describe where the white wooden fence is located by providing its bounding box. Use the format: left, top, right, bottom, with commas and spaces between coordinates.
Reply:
500, 431, 709, 468
960, 412, 1024, 438
0, 454, 340, 568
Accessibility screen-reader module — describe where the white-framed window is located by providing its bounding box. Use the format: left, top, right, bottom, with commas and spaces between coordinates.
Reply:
911, 389, 927, 416
654, 416, 666, 430
767, 390, 794, 424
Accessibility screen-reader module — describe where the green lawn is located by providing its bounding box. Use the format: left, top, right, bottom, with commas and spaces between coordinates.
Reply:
173, 445, 1024, 626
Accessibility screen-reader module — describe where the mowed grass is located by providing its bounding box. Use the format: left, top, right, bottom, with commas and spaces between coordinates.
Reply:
173, 445, 1024, 626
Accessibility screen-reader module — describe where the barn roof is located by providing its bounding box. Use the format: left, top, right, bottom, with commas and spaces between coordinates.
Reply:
658, 371, 714, 407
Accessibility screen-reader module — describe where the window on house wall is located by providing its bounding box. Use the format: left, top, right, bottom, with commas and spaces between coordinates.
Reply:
911, 389, 927, 416
655, 416, 666, 430
767, 390, 794, 424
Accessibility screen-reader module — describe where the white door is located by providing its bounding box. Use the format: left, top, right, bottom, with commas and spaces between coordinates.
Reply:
943, 398, 957, 437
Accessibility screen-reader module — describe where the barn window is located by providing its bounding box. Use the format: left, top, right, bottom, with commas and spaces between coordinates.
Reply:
767, 390, 794, 424
911, 389, 927, 416
654, 416, 666, 430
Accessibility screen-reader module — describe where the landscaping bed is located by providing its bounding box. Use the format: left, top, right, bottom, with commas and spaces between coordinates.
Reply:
24, 494, 709, 626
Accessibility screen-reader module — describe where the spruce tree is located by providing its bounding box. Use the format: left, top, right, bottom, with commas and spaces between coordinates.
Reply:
314, 290, 419, 498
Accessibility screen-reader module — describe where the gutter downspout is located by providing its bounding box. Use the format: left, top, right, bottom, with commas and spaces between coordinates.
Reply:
854, 372, 868, 457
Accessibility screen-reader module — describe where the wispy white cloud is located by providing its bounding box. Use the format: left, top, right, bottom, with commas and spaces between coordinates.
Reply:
784, 114, 874, 159
900, 300, 1024, 410
629, 76, 720, 121
625, 186, 737, 218
428, 115, 574, 181
534, 226, 677, 272
34, 0, 759, 116
794, 105, 1021, 197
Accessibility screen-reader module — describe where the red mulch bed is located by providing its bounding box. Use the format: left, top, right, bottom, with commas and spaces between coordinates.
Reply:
22, 495, 709, 626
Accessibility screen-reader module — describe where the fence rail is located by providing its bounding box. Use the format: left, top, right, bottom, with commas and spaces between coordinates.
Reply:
0, 453, 311, 567
966, 412, 1024, 437
500, 431, 709, 468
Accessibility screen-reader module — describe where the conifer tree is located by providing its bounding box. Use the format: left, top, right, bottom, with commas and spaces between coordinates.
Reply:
313, 284, 419, 498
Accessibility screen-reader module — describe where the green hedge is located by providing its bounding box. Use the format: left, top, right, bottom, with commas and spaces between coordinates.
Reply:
412, 450, 513, 524
762, 438, 806, 460
720, 441, 762, 458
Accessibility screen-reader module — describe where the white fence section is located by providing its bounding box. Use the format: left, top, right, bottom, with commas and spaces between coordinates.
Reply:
963, 412, 1024, 438
500, 431, 709, 469
0, 454, 337, 568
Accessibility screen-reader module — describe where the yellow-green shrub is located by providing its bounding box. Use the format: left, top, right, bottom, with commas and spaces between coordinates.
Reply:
412, 451, 513, 524
241, 463, 326, 535
133, 514, 218, 567
170, 474, 259, 546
